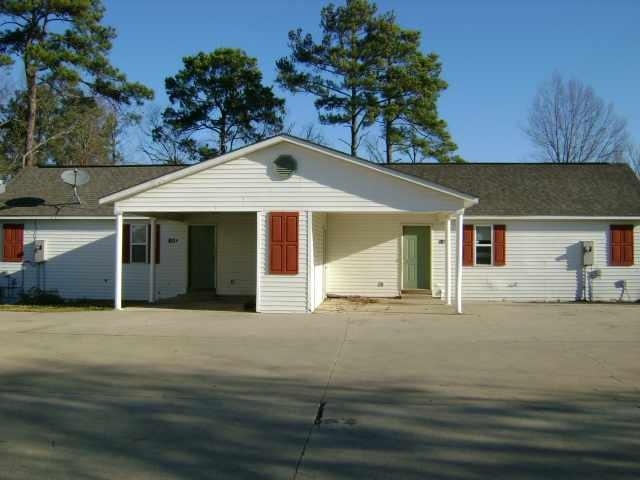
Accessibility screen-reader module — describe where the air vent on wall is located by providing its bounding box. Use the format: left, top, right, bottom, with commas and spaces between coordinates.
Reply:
274, 155, 298, 179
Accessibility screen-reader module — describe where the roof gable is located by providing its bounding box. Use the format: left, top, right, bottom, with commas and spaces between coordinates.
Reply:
99, 135, 478, 207
105, 141, 473, 213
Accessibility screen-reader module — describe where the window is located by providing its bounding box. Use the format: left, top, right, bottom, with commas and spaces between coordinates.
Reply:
463, 224, 507, 267
475, 225, 492, 265
130, 224, 148, 263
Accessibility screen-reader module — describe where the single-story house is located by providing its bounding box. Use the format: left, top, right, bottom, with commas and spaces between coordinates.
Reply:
0, 134, 638, 313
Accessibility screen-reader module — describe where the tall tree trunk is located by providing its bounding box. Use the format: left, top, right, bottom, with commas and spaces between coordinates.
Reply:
350, 86, 357, 157
24, 65, 38, 167
385, 119, 393, 164
350, 115, 357, 157
219, 115, 227, 154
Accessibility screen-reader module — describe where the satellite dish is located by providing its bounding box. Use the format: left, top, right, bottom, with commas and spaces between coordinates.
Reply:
61, 168, 90, 203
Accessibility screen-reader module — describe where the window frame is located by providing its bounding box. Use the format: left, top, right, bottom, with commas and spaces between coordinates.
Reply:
474, 224, 493, 266
129, 223, 148, 264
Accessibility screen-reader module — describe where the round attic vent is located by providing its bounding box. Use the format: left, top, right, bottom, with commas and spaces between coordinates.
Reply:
274, 155, 297, 179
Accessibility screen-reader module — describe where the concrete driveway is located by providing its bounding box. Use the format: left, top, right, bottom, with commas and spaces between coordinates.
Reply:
0, 303, 638, 479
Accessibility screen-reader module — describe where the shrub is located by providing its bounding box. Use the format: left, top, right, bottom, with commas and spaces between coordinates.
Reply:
17, 288, 65, 306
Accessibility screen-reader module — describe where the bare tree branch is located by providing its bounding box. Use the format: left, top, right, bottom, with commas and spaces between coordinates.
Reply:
623, 143, 640, 176
20, 124, 79, 167
524, 73, 629, 163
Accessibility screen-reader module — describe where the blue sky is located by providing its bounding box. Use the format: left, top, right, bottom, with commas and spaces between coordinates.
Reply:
100, 0, 640, 163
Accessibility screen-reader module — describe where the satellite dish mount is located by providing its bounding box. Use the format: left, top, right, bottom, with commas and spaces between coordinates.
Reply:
60, 168, 90, 204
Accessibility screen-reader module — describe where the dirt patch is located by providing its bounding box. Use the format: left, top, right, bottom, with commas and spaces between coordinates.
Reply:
340, 296, 379, 305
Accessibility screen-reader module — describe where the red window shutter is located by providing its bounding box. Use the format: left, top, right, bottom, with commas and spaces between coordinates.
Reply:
3, 224, 24, 262
462, 224, 474, 266
284, 214, 299, 273
269, 212, 298, 274
493, 225, 506, 266
611, 225, 634, 266
122, 224, 131, 264
155, 224, 160, 264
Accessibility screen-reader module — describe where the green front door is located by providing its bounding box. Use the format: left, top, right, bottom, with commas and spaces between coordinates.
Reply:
189, 225, 215, 291
402, 226, 430, 290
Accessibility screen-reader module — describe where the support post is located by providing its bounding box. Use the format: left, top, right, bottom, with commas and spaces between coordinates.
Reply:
445, 216, 452, 305
456, 211, 464, 314
115, 211, 123, 310
255, 211, 263, 313
306, 211, 313, 313
148, 217, 156, 303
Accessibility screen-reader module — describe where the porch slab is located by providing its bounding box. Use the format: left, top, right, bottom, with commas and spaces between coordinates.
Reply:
316, 294, 455, 314
151, 292, 256, 312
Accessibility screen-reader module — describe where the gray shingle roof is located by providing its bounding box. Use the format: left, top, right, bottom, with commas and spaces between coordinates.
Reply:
0, 161, 638, 218
0, 165, 184, 217
386, 163, 640, 216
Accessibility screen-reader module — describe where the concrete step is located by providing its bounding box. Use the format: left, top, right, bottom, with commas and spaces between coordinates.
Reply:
401, 289, 432, 295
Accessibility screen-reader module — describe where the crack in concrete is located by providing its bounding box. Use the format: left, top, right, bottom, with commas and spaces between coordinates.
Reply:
291, 318, 351, 480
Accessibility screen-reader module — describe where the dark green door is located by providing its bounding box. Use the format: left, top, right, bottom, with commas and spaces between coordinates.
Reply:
402, 226, 430, 290
189, 225, 215, 291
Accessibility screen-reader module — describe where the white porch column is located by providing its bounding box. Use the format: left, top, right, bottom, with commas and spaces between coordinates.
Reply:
456, 211, 464, 314
255, 211, 263, 313
148, 217, 156, 303
306, 211, 313, 313
445, 216, 452, 305
114, 211, 123, 310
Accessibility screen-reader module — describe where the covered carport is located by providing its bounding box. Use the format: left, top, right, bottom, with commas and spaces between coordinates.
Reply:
112, 211, 258, 311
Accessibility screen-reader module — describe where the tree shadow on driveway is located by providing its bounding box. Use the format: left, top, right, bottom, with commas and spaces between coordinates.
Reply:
0, 363, 638, 479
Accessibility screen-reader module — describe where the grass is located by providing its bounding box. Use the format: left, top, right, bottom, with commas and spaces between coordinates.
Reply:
0, 301, 112, 313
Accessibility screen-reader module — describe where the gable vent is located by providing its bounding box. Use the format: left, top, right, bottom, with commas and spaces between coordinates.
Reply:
274, 155, 297, 179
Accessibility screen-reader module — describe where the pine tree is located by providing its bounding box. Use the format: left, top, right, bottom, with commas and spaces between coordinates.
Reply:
161, 48, 285, 158
0, 0, 153, 166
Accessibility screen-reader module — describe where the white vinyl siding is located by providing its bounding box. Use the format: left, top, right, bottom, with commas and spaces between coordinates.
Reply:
0, 219, 187, 301
440, 220, 640, 302
115, 143, 465, 213
326, 213, 439, 298
1, 217, 637, 308
258, 210, 308, 313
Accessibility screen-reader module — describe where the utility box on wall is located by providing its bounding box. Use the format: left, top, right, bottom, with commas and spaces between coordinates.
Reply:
33, 239, 47, 263
580, 240, 594, 267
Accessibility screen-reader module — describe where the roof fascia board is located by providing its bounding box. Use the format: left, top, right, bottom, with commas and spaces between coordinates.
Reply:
0, 215, 150, 220
465, 215, 640, 221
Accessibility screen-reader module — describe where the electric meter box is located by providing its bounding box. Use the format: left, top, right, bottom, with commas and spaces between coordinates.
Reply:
33, 239, 47, 263
581, 240, 594, 267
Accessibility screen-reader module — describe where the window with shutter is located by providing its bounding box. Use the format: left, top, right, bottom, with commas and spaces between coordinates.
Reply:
3, 224, 24, 262
462, 224, 474, 266
610, 225, 634, 266
270, 212, 298, 274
